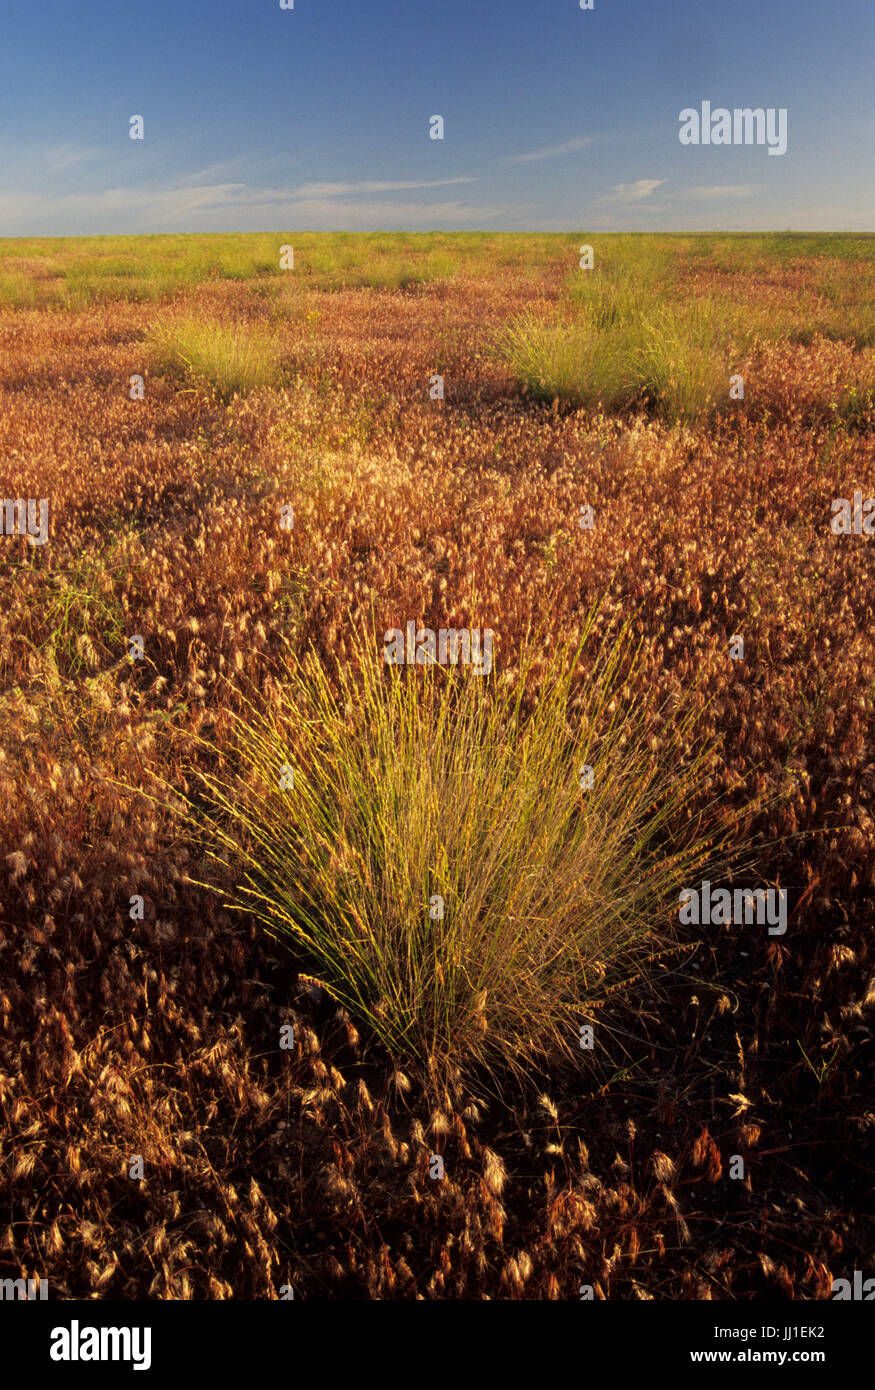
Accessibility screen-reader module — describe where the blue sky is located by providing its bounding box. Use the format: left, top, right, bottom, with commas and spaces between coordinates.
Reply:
0, 0, 872, 235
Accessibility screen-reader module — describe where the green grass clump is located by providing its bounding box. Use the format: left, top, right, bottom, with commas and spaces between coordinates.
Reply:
503, 224, 761, 421
500, 295, 741, 422
635, 296, 741, 420
191, 615, 733, 1093
500, 311, 642, 412
146, 315, 286, 400
505, 232, 761, 421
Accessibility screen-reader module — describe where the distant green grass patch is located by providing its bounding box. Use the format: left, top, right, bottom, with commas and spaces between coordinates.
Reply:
0, 231, 581, 307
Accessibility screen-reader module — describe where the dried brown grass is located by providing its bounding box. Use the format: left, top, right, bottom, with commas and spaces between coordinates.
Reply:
0, 246, 872, 1299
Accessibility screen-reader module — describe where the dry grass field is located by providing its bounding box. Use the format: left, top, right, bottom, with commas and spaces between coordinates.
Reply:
0, 231, 873, 1299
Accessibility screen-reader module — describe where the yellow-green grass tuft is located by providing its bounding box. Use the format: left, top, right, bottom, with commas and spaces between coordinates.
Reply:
190, 613, 740, 1094
146, 314, 287, 401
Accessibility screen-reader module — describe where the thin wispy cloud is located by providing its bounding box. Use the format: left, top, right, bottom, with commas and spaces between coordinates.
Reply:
0, 181, 506, 235
291, 177, 477, 197
685, 185, 762, 200
508, 136, 595, 163
0, 166, 484, 231
0, 141, 103, 182
595, 179, 665, 205
41, 145, 103, 176
178, 158, 258, 186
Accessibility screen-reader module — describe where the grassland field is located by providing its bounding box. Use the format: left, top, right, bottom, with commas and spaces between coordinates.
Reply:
0, 231, 873, 1300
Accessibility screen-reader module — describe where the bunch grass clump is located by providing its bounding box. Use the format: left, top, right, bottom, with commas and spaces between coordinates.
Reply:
501, 234, 872, 421
635, 296, 741, 421
192, 614, 736, 1092
499, 311, 642, 413
500, 293, 746, 423
147, 314, 286, 401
